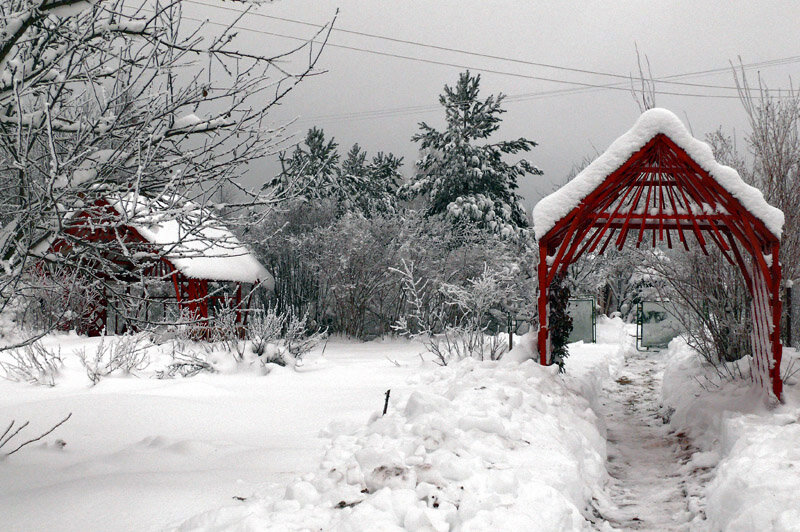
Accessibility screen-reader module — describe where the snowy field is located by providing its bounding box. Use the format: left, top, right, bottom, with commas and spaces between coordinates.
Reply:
2, 318, 800, 531
0, 335, 426, 531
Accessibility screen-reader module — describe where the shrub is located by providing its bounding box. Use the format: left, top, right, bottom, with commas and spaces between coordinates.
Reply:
548, 273, 573, 372
156, 351, 215, 379
250, 204, 538, 341
247, 307, 285, 356
0, 342, 62, 386
392, 260, 509, 365
15, 267, 105, 335
78, 334, 151, 385
646, 249, 751, 378
283, 310, 326, 361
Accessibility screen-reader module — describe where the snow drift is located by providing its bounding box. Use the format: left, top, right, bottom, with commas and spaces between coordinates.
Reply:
176, 352, 622, 531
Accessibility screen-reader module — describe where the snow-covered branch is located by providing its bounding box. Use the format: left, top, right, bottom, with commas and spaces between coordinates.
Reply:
0, 0, 333, 337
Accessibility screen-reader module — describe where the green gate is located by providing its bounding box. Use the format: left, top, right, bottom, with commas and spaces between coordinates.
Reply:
636, 301, 683, 350
567, 297, 596, 343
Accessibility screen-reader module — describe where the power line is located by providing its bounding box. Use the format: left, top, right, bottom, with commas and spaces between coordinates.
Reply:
184, 0, 793, 93
173, 12, 755, 100
157, 7, 800, 126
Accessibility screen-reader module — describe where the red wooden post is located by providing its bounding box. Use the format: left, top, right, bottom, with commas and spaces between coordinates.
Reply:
199, 279, 209, 321
171, 272, 182, 309
235, 282, 243, 324
537, 240, 549, 365
770, 242, 783, 400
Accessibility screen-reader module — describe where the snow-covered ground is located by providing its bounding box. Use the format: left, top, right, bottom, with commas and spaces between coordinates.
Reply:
0, 335, 427, 531
3, 318, 800, 531
176, 321, 625, 531
661, 340, 800, 532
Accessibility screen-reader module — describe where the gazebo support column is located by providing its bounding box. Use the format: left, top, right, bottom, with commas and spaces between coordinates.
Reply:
770, 243, 783, 400
537, 241, 550, 365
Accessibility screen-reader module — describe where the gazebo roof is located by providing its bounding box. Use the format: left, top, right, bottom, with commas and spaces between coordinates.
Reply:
533, 108, 784, 241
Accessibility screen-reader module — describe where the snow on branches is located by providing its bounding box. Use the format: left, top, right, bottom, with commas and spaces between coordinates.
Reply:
402, 71, 542, 240
0, 0, 332, 341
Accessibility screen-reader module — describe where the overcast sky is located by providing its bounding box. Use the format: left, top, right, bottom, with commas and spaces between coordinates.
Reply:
187, 0, 800, 209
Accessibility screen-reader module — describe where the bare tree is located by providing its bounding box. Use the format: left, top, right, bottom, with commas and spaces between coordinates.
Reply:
0, 0, 332, 344
732, 61, 800, 282
630, 44, 657, 112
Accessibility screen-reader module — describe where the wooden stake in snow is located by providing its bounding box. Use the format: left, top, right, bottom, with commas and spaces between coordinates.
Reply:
383, 389, 391, 416
508, 313, 514, 351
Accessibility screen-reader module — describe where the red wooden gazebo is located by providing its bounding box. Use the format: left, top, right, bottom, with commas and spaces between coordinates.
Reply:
37, 194, 272, 336
533, 109, 786, 400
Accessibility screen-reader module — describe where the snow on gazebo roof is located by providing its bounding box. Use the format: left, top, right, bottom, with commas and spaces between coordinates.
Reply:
112, 193, 272, 286
532, 108, 784, 241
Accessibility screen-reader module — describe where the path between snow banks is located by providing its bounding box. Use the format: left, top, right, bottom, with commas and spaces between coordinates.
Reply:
596, 347, 708, 531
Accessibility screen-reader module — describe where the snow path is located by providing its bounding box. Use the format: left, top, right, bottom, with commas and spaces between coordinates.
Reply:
597, 347, 705, 531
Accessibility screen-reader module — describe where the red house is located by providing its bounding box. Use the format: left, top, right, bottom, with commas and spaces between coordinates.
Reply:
34, 193, 273, 336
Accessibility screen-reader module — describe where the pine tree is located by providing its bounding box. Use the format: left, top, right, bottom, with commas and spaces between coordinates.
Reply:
402, 71, 542, 239
265, 129, 403, 216
339, 145, 403, 215
266, 127, 342, 201
364, 151, 404, 214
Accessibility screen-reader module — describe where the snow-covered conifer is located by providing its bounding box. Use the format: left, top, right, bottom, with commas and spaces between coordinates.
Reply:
402, 71, 542, 239
266, 130, 402, 216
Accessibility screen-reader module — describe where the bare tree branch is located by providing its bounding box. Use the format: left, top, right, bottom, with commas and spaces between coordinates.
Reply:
1, 412, 72, 457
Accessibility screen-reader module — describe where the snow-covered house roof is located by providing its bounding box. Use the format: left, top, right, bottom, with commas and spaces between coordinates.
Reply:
110, 193, 272, 286
532, 108, 784, 240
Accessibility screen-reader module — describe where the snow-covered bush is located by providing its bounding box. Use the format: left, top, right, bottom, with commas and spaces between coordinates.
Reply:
283, 310, 326, 361
14, 267, 104, 336
156, 350, 215, 379
247, 307, 286, 357
246, 308, 325, 366
205, 307, 247, 361
307, 213, 403, 338
78, 334, 151, 385
251, 202, 537, 341
0, 342, 62, 386
548, 273, 573, 371
393, 261, 511, 364
647, 249, 751, 373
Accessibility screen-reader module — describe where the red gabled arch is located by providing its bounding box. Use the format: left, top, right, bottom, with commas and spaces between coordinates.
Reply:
534, 111, 784, 400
